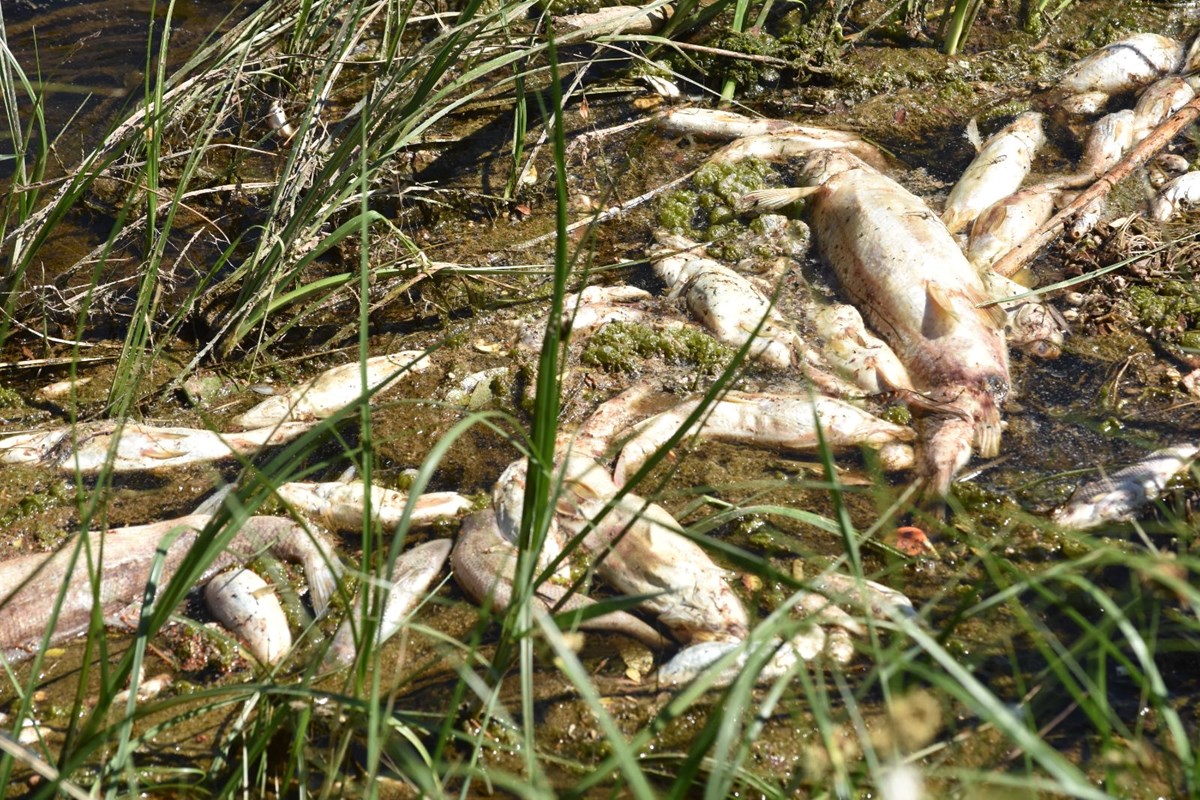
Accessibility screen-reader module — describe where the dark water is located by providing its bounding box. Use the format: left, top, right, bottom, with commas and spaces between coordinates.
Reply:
2, 0, 248, 167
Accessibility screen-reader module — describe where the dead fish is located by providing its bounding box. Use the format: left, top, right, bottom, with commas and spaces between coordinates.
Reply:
810, 303, 917, 395
942, 112, 1045, 234
651, 236, 860, 396
204, 569, 293, 665
556, 454, 907, 683
324, 539, 455, 669
979, 270, 1067, 359
0, 421, 315, 474
554, 3, 672, 36
1131, 76, 1196, 144
0, 514, 342, 662
708, 129, 891, 172
277, 482, 471, 533
967, 184, 1059, 270
1052, 444, 1199, 530
802, 151, 1011, 493
612, 391, 916, 486
1058, 110, 1136, 188
233, 351, 432, 428
657, 107, 807, 139
1150, 171, 1200, 221
1054, 33, 1185, 100
520, 285, 652, 350
1058, 91, 1110, 117
449, 509, 669, 650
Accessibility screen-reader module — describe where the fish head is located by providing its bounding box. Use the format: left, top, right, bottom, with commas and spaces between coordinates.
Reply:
801, 150, 868, 186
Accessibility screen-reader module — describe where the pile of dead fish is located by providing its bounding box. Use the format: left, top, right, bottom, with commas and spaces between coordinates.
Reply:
641, 29, 1200, 513
2, 31, 1199, 690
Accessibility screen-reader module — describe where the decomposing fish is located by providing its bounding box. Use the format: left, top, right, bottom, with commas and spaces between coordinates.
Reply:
449, 508, 670, 649
967, 184, 1059, 270
0, 421, 316, 474
1052, 444, 1199, 530
555, 3, 672, 36
802, 150, 1010, 492
1052, 33, 1185, 104
1150, 171, 1200, 221
611, 391, 916, 485
1060, 109, 1135, 187
708, 129, 891, 172
942, 112, 1045, 234
277, 482, 472, 533
324, 539, 455, 669
204, 569, 293, 665
979, 270, 1067, 359
520, 285, 653, 350
657, 107, 807, 140
233, 351, 432, 428
1131, 76, 1196, 144
651, 237, 861, 396
0, 514, 341, 662
555, 454, 911, 684
810, 303, 916, 395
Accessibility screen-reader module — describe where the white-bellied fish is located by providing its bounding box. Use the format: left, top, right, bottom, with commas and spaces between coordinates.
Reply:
942, 112, 1045, 234
204, 569, 293, 665
277, 482, 473, 532
1053, 444, 1199, 530
0, 421, 316, 473
1054, 33, 1185, 100
803, 150, 1010, 494
611, 391, 916, 485
233, 351, 432, 428
1150, 171, 1200, 221
967, 183, 1059, 269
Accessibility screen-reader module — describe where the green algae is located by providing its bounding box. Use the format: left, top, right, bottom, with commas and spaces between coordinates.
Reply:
580, 321, 734, 374
656, 158, 774, 260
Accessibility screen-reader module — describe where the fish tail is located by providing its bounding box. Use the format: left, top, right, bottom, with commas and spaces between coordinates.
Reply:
974, 402, 1003, 458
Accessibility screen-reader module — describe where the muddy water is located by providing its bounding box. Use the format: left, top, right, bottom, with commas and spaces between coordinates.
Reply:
2, 0, 1200, 795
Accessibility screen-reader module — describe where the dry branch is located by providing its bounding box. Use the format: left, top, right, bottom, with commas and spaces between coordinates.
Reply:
991, 94, 1200, 278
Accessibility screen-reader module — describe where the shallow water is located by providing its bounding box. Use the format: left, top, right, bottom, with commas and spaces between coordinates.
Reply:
2, 0, 1200, 795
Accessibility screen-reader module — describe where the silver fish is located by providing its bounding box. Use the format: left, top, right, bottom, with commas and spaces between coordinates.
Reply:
276, 482, 472, 532
810, 303, 916, 395
520, 285, 652, 350
324, 539, 455, 669
942, 112, 1045, 234
449, 509, 669, 649
1131, 76, 1196, 144
967, 184, 1059, 270
612, 391, 916, 486
1055, 33, 1185, 99
0, 515, 342, 662
1052, 444, 1199, 530
708, 129, 891, 172
204, 569, 293, 665
803, 151, 1010, 492
1150, 171, 1200, 221
657, 107, 808, 139
1060, 109, 1136, 188
0, 421, 315, 474
651, 237, 861, 395
233, 351, 432, 428
979, 270, 1067, 359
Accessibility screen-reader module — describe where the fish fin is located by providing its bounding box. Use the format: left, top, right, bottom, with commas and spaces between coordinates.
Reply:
923, 283, 961, 337
739, 187, 818, 211
940, 208, 969, 234
974, 404, 1003, 458
965, 117, 983, 151
977, 298, 1008, 328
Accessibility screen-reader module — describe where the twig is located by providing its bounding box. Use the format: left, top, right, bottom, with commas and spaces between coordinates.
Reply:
991, 94, 1200, 278
508, 169, 696, 251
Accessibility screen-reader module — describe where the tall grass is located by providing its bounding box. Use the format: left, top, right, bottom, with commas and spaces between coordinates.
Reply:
0, 0, 1198, 798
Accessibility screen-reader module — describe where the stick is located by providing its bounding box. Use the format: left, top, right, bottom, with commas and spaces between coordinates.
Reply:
991, 94, 1200, 278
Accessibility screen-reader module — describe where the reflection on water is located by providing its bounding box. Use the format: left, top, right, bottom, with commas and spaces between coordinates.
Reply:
2, 0, 247, 168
